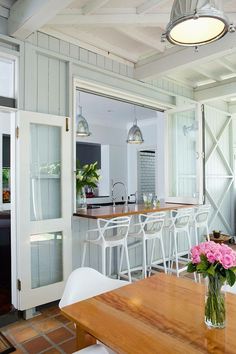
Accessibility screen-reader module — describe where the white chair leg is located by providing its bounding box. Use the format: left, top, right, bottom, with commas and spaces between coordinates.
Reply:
195, 225, 198, 246
81, 242, 87, 267
101, 246, 106, 275
118, 245, 124, 279
108, 247, 112, 276
149, 238, 156, 276
206, 225, 210, 241
142, 239, 147, 279
160, 237, 167, 274
124, 242, 131, 282
174, 233, 179, 277
168, 231, 172, 273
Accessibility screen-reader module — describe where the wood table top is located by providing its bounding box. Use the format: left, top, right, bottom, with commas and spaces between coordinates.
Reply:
74, 203, 194, 219
61, 273, 236, 354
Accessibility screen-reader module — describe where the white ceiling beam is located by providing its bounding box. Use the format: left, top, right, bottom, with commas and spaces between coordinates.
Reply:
217, 58, 236, 72
82, 0, 110, 15
0, 0, 14, 7
117, 27, 165, 52
194, 77, 236, 102
8, 0, 74, 40
47, 13, 170, 27
192, 67, 220, 82
134, 33, 236, 80
137, 0, 166, 14
0, 4, 9, 17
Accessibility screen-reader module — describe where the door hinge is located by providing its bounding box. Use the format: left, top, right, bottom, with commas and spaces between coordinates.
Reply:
17, 279, 21, 291
66, 117, 69, 132
16, 126, 19, 139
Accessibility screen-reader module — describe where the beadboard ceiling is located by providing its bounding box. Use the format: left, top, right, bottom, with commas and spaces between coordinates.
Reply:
6, 0, 236, 98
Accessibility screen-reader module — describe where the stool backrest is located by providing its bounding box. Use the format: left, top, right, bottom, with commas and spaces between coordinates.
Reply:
174, 212, 191, 229
194, 205, 211, 225
139, 212, 165, 234
97, 216, 131, 242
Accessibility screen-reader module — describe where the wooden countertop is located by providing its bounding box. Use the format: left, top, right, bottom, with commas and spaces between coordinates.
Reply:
74, 203, 194, 219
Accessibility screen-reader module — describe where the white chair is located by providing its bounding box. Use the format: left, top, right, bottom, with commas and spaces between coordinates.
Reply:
59, 267, 129, 354
59, 267, 129, 308
75, 344, 110, 354
128, 212, 166, 278
167, 209, 195, 277
193, 204, 211, 245
81, 217, 131, 282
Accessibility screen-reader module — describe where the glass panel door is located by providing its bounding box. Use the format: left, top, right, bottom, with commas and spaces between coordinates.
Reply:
16, 111, 72, 311
165, 104, 203, 204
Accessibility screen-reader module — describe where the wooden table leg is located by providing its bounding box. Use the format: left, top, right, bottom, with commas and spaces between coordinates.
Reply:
76, 325, 96, 350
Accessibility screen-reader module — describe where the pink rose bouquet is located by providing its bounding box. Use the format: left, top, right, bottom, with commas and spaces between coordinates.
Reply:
187, 241, 236, 328
187, 241, 236, 284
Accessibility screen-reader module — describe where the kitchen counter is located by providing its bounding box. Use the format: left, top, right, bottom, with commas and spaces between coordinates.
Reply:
74, 203, 194, 219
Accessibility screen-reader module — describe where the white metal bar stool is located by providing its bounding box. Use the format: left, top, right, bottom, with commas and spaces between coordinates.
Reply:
81, 217, 131, 282
128, 212, 166, 278
167, 208, 194, 277
193, 204, 211, 245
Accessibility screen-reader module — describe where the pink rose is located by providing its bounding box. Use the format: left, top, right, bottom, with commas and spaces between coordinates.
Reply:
206, 252, 216, 264
221, 254, 234, 269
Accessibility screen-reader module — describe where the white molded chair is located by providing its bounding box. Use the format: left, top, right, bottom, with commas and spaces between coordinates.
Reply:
193, 204, 211, 245
167, 209, 194, 277
59, 267, 129, 308
76, 344, 110, 353
60, 267, 129, 354
128, 212, 166, 278
81, 217, 131, 282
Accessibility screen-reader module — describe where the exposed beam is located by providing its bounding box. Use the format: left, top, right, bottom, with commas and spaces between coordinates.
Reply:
117, 27, 165, 52
8, 0, 74, 40
47, 13, 170, 27
0, 4, 9, 18
134, 33, 236, 80
217, 58, 236, 73
194, 77, 236, 102
82, 0, 110, 15
137, 0, 166, 14
0, 0, 15, 7
192, 67, 220, 82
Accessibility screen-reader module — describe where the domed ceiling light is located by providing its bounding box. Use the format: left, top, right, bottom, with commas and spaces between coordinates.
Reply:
162, 0, 235, 47
127, 106, 144, 144
76, 92, 91, 137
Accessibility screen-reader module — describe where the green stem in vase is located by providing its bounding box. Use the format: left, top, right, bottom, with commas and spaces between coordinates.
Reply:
205, 275, 225, 328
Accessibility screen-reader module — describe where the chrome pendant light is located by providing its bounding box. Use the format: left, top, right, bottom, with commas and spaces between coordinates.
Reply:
162, 0, 234, 47
76, 92, 91, 138
127, 106, 144, 144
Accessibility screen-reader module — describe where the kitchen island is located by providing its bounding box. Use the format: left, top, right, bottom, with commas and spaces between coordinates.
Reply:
72, 203, 194, 275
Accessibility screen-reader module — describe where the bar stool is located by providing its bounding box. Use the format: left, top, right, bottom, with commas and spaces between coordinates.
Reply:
167, 209, 194, 277
193, 204, 211, 245
81, 217, 131, 282
128, 212, 166, 278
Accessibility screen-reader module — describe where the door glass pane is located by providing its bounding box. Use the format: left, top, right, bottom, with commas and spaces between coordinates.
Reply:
0, 58, 14, 98
30, 124, 61, 221
168, 109, 198, 198
31, 232, 63, 289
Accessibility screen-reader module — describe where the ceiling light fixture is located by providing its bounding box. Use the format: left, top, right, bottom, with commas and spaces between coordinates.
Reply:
162, 0, 235, 47
127, 106, 144, 144
76, 92, 91, 137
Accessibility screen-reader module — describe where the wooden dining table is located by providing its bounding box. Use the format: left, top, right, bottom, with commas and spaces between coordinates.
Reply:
61, 273, 236, 354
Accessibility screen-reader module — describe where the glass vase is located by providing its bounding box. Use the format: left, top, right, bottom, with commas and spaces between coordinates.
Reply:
205, 275, 226, 328
76, 187, 87, 210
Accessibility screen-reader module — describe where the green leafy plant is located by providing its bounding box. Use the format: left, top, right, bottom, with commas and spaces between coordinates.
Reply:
2, 167, 10, 187
76, 162, 100, 193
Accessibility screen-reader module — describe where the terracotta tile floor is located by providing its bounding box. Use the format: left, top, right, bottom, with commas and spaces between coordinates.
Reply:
1, 304, 76, 353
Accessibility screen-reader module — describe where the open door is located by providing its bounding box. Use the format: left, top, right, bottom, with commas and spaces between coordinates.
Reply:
165, 104, 204, 205
15, 111, 72, 311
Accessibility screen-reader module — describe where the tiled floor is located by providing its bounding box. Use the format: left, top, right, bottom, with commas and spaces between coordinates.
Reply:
1, 304, 77, 353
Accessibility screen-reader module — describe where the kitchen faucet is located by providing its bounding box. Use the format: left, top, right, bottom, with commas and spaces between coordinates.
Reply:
111, 182, 128, 207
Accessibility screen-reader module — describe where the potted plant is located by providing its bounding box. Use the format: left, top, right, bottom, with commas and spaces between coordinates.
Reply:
76, 162, 100, 209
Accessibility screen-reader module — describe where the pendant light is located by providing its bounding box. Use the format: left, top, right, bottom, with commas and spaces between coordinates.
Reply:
127, 106, 144, 144
162, 0, 234, 47
76, 93, 91, 137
